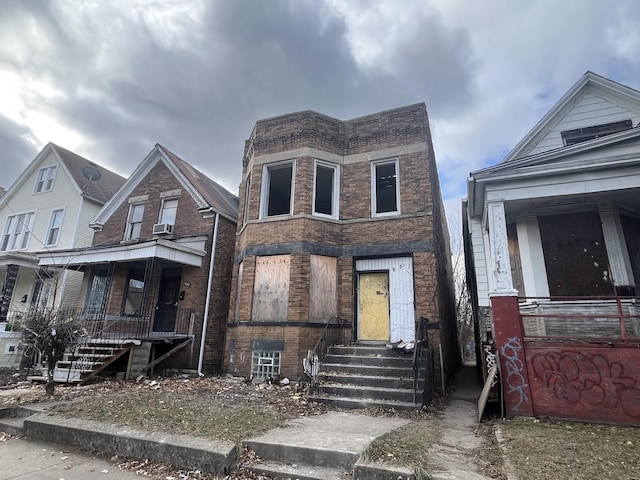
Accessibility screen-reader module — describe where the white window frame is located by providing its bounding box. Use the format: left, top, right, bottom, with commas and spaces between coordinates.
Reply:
4, 343, 18, 355
45, 208, 65, 246
34, 165, 57, 193
371, 159, 401, 217
312, 160, 339, 219
1, 211, 35, 251
158, 198, 178, 225
260, 160, 296, 219
124, 203, 145, 241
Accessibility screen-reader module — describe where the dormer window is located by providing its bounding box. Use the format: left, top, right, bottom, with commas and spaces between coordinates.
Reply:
561, 119, 632, 146
34, 165, 57, 193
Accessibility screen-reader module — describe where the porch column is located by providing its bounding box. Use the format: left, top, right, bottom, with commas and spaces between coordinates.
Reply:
516, 215, 550, 298
599, 205, 635, 295
486, 201, 517, 295
490, 294, 534, 417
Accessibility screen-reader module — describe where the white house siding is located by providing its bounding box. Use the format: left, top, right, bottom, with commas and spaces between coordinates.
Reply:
528, 92, 640, 157
355, 257, 415, 343
73, 199, 100, 249
469, 217, 490, 307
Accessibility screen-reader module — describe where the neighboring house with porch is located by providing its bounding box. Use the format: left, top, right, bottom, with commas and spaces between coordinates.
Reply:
38, 144, 238, 381
0, 143, 125, 366
225, 104, 457, 408
464, 71, 640, 425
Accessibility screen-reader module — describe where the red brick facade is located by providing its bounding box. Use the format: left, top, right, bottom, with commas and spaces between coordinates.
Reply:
225, 105, 458, 380
81, 157, 237, 373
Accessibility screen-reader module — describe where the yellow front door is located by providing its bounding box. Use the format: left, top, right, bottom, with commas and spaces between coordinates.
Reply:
358, 272, 390, 341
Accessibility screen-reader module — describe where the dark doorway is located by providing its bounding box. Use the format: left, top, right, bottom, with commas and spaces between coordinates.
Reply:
153, 267, 181, 333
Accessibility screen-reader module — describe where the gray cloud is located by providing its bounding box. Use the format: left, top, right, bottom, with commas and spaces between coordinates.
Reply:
0, 114, 38, 191
0, 0, 476, 196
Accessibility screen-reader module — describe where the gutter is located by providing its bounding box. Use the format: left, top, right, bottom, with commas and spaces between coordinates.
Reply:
197, 213, 220, 376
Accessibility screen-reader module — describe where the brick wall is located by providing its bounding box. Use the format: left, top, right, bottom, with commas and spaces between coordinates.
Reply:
227, 103, 457, 380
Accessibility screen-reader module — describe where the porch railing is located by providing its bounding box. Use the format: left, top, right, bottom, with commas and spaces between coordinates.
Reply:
519, 296, 640, 343
6, 306, 195, 342
303, 317, 350, 388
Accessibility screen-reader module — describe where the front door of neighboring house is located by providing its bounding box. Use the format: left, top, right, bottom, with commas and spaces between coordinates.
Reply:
358, 271, 390, 341
153, 268, 181, 333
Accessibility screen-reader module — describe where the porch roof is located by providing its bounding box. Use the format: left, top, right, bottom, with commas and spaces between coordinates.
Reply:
0, 251, 39, 268
37, 237, 207, 268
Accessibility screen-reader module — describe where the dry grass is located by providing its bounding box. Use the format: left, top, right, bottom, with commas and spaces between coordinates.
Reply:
362, 418, 444, 471
499, 418, 640, 480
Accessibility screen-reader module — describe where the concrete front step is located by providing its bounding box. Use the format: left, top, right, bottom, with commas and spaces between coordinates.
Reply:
308, 394, 422, 411
319, 372, 420, 390
244, 439, 359, 470
248, 461, 347, 480
318, 383, 417, 403
323, 354, 412, 368
330, 344, 416, 358
321, 363, 414, 378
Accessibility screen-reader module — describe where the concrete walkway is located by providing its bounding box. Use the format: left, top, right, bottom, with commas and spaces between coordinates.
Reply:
428, 365, 490, 480
0, 437, 142, 479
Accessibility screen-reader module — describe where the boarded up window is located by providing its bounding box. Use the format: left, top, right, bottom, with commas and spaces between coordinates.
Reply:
252, 255, 290, 321
310, 255, 337, 320
539, 212, 614, 297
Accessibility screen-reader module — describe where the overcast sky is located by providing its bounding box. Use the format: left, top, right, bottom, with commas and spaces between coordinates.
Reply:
2, 0, 640, 229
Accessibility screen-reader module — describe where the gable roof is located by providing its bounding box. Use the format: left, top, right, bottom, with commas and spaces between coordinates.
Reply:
502, 71, 640, 163
91, 144, 238, 228
158, 145, 239, 220
51, 143, 127, 203
0, 142, 126, 209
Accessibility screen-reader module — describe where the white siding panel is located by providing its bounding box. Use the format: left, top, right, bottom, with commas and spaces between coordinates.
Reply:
528, 93, 640, 156
356, 257, 414, 342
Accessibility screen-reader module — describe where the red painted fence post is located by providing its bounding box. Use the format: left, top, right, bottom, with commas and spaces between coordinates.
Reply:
490, 294, 534, 417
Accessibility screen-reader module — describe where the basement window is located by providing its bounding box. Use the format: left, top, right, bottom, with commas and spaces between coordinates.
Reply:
561, 119, 632, 146
261, 162, 294, 217
251, 351, 281, 379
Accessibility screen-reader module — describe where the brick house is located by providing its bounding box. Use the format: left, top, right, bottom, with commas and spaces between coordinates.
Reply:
38, 144, 238, 380
224, 104, 457, 401
464, 72, 640, 424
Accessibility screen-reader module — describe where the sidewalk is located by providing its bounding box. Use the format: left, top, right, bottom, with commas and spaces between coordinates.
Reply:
0, 436, 142, 480
427, 365, 491, 480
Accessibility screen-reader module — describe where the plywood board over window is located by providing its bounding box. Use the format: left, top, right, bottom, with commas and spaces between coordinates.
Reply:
310, 255, 337, 320
252, 255, 291, 321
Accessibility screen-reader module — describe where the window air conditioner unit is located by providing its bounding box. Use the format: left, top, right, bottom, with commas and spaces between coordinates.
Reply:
153, 223, 173, 235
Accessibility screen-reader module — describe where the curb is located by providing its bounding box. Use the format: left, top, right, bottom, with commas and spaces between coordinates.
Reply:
22, 413, 238, 475
494, 425, 518, 480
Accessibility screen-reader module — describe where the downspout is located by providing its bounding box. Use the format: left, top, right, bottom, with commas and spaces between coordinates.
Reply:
198, 212, 220, 376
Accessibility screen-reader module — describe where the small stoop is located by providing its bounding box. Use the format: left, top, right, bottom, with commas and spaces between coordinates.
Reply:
308, 344, 424, 411
243, 412, 410, 480
27, 339, 138, 385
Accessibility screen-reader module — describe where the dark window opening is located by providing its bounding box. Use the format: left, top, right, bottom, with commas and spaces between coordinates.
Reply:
375, 162, 398, 214
561, 119, 632, 146
266, 164, 293, 216
314, 165, 334, 216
